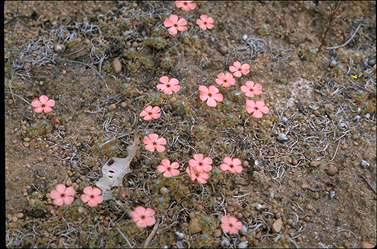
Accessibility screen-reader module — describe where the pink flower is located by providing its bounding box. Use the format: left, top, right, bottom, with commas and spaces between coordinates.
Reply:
80, 186, 103, 207
245, 100, 269, 118
240, 81, 263, 97
175, 1, 197, 11
220, 157, 243, 174
157, 159, 180, 177
49, 184, 75, 207
31, 95, 55, 113
163, 15, 188, 36
143, 133, 167, 152
140, 106, 161, 121
157, 76, 180, 95
215, 72, 236, 88
221, 215, 243, 234
131, 206, 156, 229
229, 61, 250, 78
186, 165, 210, 184
198, 85, 223, 107
189, 154, 213, 172
196, 14, 215, 30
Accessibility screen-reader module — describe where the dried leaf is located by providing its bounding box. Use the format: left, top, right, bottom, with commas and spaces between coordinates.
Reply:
96, 136, 139, 201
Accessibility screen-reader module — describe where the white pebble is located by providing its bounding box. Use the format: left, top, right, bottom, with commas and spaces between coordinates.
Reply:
277, 133, 288, 142
360, 160, 369, 168
240, 225, 248, 235
238, 241, 248, 249
221, 237, 230, 248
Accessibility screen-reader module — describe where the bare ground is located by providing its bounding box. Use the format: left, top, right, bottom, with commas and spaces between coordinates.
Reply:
5, 1, 377, 248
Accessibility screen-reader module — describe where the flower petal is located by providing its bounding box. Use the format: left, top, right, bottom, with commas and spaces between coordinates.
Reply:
56, 184, 66, 193
53, 198, 64, 206
145, 144, 156, 152
168, 27, 178, 36
49, 190, 61, 199
207, 98, 217, 107
65, 187, 75, 196
81, 194, 90, 203
33, 107, 43, 113
83, 186, 93, 195
145, 208, 155, 217
156, 145, 166, 153
43, 106, 53, 113
63, 196, 74, 205
92, 187, 101, 196
253, 110, 263, 118
47, 99, 55, 107
39, 95, 49, 104
31, 99, 41, 108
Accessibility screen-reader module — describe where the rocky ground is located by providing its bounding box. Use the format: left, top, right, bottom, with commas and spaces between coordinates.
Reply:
5, 1, 376, 248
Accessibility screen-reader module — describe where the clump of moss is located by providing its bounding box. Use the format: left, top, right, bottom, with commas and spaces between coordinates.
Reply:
171, 98, 192, 118
25, 199, 48, 218
192, 124, 211, 140
123, 49, 155, 72
27, 120, 53, 137
143, 38, 168, 50
189, 212, 219, 247
153, 177, 191, 202
160, 56, 175, 71
256, 24, 271, 36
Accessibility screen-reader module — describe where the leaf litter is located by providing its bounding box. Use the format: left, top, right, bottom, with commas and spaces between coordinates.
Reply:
96, 135, 139, 201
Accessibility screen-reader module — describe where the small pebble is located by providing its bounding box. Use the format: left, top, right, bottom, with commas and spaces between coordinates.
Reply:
54, 44, 65, 53
214, 229, 222, 237
242, 34, 248, 41
255, 203, 265, 210
78, 207, 85, 213
112, 58, 122, 73
176, 240, 184, 249
367, 58, 376, 67
329, 190, 336, 199
281, 116, 289, 124
277, 133, 288, 143
175, 231, 185, 239
109, 104, 117, 110
238, 241, 248, 249
309, 160, 321, 167
325, 164, 338, 176
329, 58, 337, 67
240, 225, 248, 235
360, 241, 375, 249
120, 102, 127, 108
23, 142, 30, 147
354, 115, 361, 122
338, 122, 347, 129
272, 218, 283, 233
221, 237, 230, 248
160, 187, 169, 195
23, 137, 31, 142
242, 160, 249, 167
360, 160, 369, 168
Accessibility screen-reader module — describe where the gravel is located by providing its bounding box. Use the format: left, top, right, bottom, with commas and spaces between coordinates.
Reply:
277, 133, 289, 143
360, 160, 370, 168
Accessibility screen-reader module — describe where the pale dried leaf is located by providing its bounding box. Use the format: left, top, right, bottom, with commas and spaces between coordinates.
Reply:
95, 136, 139, 200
